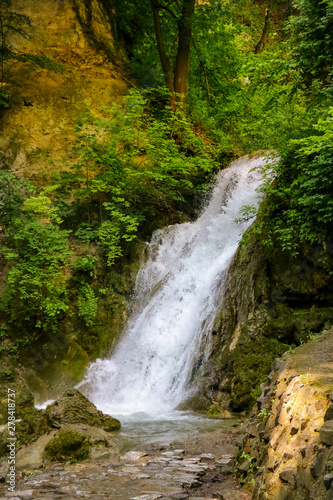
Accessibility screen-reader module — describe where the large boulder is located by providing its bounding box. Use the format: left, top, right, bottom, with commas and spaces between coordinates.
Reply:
12, 389, 121, 467
45, 389, 121, 432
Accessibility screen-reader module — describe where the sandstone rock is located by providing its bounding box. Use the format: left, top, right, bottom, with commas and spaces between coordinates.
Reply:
301, 420, 308, 430
300, 445, 307, 458
16, 431, 56, 468
325, 406, 333, 422
245, 423, 258, 438
320, 421, 333, 446
267, 455, 279, 472
310, 448, 327, 478
45, 389, 120, 432
290, 426, 299, 435
279, 468, 296, 487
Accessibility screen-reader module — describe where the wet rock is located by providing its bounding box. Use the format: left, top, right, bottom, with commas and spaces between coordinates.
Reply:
45, 389, 120, 432
279, 468, 296, 487
218, 455, 233, 474
325, 406, 333, 422
162, 450, 183, 459
200, 453, 215, 462
136, 473, 151, 479
324, 473, 333, 490
44, 428, 91, 463
121, 450, 147, 462
207, 405, 233, 419
10, 491, 34, 498
130, 495, 163, 500
169, 493, 189, 499
320, 421, 333, 445
0, 460, 9, 482
183, 465, 207, 476
173, 449, 185, 456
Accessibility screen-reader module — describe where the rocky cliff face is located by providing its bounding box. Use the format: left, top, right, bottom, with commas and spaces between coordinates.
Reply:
194, 198, 333, 413
1, 0, 127, 181
238, 328, 333, 500
0, 0, 132, 400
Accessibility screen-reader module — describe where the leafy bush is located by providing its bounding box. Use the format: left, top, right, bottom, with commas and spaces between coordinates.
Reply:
251, 108, 333, 256
1, 218, 71, 331
77, 284, 98, 326
55, 88, 218, 264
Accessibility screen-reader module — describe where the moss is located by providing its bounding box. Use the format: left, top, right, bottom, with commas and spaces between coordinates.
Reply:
229, 337, 288, 412
44, 429, 90, 463
207, 404, 232, 419
16, 408, 49, 446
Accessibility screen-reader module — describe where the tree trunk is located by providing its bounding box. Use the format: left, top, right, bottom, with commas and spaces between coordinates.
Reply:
171, 0, 195, 110
150, 0, 175, 94
255, 5, 271, 54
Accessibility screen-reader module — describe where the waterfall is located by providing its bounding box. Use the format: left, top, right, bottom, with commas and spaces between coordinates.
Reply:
82, 154, 274, 417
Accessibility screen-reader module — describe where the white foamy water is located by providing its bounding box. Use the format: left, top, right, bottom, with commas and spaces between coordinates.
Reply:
82, 154, 274, 417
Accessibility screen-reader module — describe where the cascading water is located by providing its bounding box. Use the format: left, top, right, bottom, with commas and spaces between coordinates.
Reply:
82, 154, 274, 418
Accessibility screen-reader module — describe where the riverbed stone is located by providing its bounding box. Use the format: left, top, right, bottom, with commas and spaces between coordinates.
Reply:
121, 451, 147, 462
218, 455, 233, 474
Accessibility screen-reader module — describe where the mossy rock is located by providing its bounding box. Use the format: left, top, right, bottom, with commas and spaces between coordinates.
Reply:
207, 405, 233, 419
44, 429, 90, 463
45, 389, 121, 432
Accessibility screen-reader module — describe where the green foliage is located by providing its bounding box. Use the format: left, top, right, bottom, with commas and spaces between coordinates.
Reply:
77, 283, 98, 326
251, 109, 333, 256
286, 0, 333, 85
72, 255, 97, 275
55, 88, 217, 263
0, 172, 34, 225
1, 217, 71, 332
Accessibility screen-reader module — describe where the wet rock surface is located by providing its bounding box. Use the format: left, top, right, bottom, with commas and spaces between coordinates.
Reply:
0, 428, 250, 500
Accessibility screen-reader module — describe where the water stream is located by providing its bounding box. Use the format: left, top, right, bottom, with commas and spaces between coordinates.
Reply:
81, 154, 273, 429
